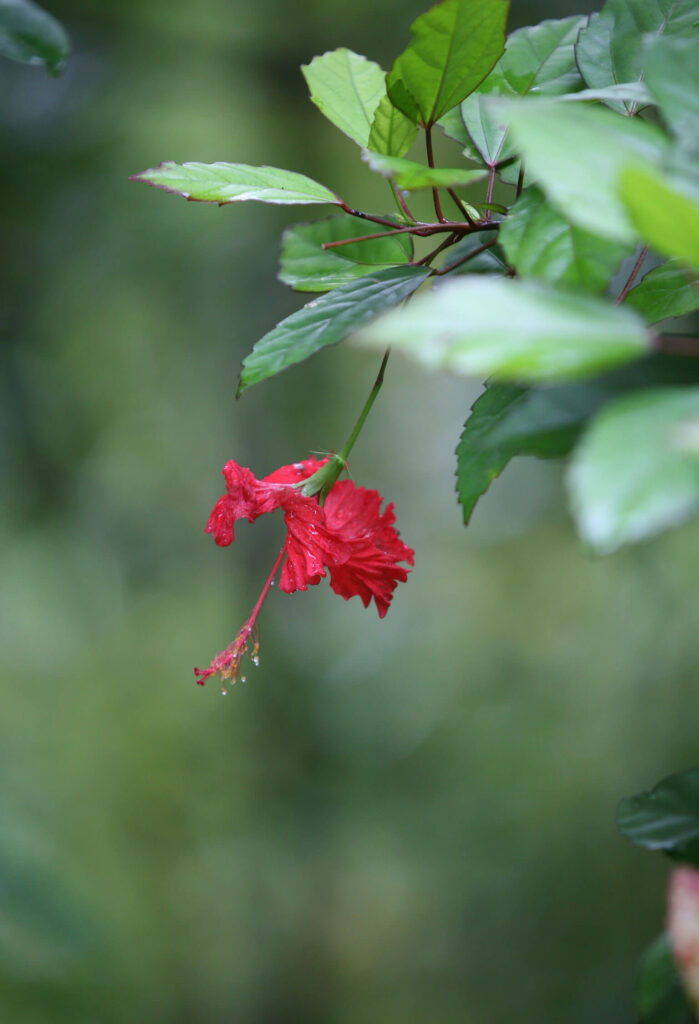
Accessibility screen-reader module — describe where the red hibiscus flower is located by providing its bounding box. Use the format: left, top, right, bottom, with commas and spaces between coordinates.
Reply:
194, 456, 414, 690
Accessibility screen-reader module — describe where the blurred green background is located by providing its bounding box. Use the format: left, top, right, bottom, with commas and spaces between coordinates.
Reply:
1, 1, 698, 1021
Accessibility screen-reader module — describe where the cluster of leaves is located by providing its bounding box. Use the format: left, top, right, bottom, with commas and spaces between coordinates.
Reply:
133, 0, 699, 557
617, 766, 699, 1021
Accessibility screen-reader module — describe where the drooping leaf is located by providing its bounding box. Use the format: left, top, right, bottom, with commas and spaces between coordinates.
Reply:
131, 162, 340, 206
620, 166, 699, 273
367, 93, 419, 157
500, 99, 668, 243
567, 387, 699, 552
576, 0, 698, 115
278, 213, 412, 293
354, 276, 649, 382
0, 0, 69, 74
362, 151, 486, 190
301, 49, 387, 148
456, 382, 575, 524
636, 934, 695, 1024
626, 261, 699, 324
644, 36, 699, 152
238, 265, 430, 394
617, 767, 699, 866
387, 0, 509, 126
440, 15, 585, 171
500, 187, 631, 293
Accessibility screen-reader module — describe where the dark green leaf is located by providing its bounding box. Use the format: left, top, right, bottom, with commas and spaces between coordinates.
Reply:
617, 767, 699, 866
278, 213, 412, 293
362, 151, 485, 190
238, 266, 430, 394
131, 162, 340, 206
620, 166, 699, 273
500, 187, 631, 293
437, 231, 508, 275
387, 0, 509, 126
557, 82, 650, 103
567, 388, 699, 552
576, 0, 698, 115
456, 383, 575, 524
501, 99, 668, 243
0, 0, 69, 74
354, 277, 650, 382
636, 934, 694, 1024
367, 93, 419, 157
626, 262, 699, 324
487, 356, 699, 448
301, 49, 386, 148
441, 16, 585, 170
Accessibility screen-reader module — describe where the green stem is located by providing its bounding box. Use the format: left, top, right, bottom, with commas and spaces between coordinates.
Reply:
338, 350, 389, 464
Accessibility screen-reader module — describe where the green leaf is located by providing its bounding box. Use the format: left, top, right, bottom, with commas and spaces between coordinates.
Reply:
620, 166, 699, 273
354, 277, 650, 382
487, 356, 699, 448
278, 214, 412, 293
441, 16, 585, 168
557, 82, 651, 103
238, 266, 430, 394
644, 36, 699, 151
387, 0, 509, 126
617, 767, 699, 866
437, 231, 508, 275
131, 162, 340, 206
637, 934, 694, 1024
301, 49, 387, 148
500, 187, 631, 293
626, 261, 699, 324
456, 383, 575, 524
0, 0, 69, 74
567, 387, 699, 552
576, 0, 698, 115
367, 93, 419, 157
500, 99, 668, 243
362, 151, 486, 191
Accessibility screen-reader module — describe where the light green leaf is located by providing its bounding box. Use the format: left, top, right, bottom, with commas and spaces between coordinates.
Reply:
441, 16, 585, 169
620, 166, 699, 272
626, 261, 699, 324
500, 99, 668, 243
644, 36, 699, 152
362, 150, 486, 190
367, 93, 418, 157
500, 187, 631, 292
576, 0, 698, 115
567, 387, 699, 552
354, 276, 650, 382
0, 0, 69, 74
238, 266, 430, 394
636, 934, 694, 1024
617, 767, 699, 864
456, 383, 575, 524
387, 0, 509, 126
301, 49, 386, 148
131, 162, 340, 206
278, 214, 412, 293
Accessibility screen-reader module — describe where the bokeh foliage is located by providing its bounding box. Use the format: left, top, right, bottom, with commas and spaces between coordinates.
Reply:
1, 0, 698, 1021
